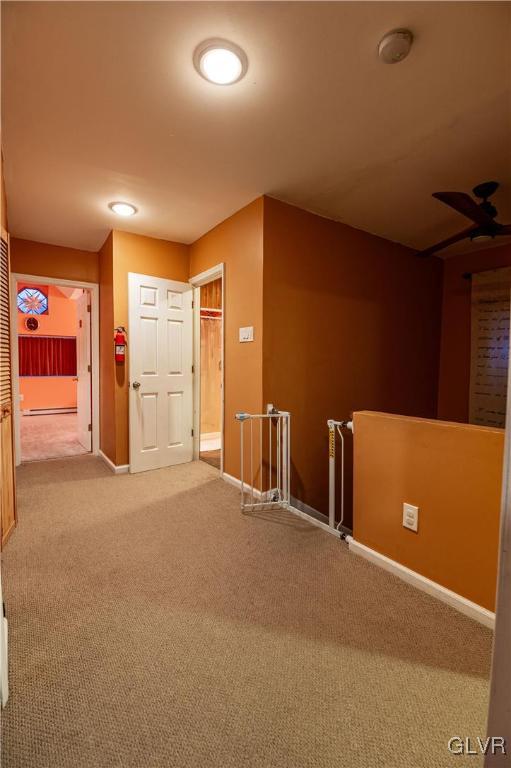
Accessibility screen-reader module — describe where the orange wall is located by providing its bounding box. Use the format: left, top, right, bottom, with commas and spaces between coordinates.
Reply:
17, 283, 78, 411
189, 198, 264, 478
1, 152, 7, 233
12, 232, 190, 466
106, 231, 190, 466
10, 238, 99, 284
438, 243, 511, 423
353, 411, 502, 611
98, 233, 116, 463
19, 379, 77, 411
16, 283, 78, 336
263, 197, 443, 522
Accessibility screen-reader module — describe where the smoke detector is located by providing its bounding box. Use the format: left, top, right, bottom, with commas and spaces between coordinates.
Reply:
378, 29, 413, 64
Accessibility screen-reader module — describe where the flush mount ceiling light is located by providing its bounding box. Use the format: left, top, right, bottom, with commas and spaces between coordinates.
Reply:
378, 29, 413, 64
108, 201, 138, 217
194, 39, 248, 85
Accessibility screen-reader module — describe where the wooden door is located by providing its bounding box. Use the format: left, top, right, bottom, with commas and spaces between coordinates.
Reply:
0, 232, 16, 546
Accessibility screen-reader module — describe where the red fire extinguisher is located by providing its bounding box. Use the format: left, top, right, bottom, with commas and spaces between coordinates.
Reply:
114, 327, 127, 364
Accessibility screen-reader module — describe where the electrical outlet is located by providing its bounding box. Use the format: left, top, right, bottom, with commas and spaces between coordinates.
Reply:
403, 503, 419, 532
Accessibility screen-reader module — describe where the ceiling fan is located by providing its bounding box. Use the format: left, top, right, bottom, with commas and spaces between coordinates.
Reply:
418, 181, 511, 257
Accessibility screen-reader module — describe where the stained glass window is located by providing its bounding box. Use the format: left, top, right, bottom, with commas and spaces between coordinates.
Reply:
17, 287, 48, 315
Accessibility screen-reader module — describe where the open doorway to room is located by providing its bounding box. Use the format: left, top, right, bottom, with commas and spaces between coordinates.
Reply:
15, 282, 90, 461
190, 265, 224, 473
11, 274, 100, 464
199, 278, 222, 469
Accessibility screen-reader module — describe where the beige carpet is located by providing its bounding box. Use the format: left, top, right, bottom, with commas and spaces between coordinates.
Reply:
1, 457, 492, 768
21, 413, 88, 462
200, 449, 221, 470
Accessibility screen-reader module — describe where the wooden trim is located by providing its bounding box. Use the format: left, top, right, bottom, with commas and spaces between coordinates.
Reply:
1, 232, 17, 546
1, 517, 16, 548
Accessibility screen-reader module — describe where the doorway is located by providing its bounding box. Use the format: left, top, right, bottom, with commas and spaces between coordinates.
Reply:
199, 278, 222, 469
11, 273, 100, 464
190, 265, 224, 473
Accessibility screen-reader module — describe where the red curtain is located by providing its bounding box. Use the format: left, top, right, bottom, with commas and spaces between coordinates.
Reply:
19, 336, 77, 376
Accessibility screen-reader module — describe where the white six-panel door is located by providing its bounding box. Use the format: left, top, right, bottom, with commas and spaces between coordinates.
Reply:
128, 273, 193, 473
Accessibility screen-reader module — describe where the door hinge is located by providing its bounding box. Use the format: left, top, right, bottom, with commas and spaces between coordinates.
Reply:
87, 305, 91, 312
87, 364, 91, 373
191, 428, 194, 437
88, 423, 92, 432
79, 319, 82, 328
192, 300, 194, 308
191, 364, 194, 374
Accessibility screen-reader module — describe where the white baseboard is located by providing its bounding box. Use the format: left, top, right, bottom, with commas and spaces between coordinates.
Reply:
222, 475, 339, 537
221, 472, 263, 498
288, 504, 340, 536
98, 449, 129, 475
290, 495, 329, 523
221, 474, 282, 504
348, 538, 495, 629
221, 471, 241, 488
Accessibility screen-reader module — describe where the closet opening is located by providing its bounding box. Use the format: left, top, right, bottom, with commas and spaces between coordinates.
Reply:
199, 277, 222, 469
190, 265, 224, 473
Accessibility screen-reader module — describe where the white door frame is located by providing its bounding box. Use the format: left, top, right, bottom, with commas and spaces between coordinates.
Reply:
189, 264, 225, 474
10, 272, 100, 465
485, 337, 511, 762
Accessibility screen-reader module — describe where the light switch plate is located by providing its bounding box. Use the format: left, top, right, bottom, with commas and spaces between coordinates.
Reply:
239, 326, 254, 343
403, 503, 419, 532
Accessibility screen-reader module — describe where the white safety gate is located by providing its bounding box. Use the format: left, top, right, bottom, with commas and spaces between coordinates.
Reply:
235, 408, 352, 538
327, 418, 353, 537
235, 409, 290, 512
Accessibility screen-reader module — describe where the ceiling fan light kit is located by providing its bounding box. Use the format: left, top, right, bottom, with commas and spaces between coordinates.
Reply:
418, 180, 511, 257
470, 231, 494, 244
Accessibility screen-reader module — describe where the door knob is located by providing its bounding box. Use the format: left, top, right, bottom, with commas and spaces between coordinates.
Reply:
132, 381, 141, 390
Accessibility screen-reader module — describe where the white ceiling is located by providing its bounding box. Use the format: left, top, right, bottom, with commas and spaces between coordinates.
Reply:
2, 1, 510, 255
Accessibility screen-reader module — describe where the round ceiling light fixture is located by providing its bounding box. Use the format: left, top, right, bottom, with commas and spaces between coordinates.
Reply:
108, 201, 138, 217
194, 39, 248, 85
378, 29, 413, 64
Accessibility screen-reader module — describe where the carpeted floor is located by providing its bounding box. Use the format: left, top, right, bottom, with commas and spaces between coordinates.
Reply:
200, 449, 221, 469
21, 413, 88, 462
1, 457, 492, 768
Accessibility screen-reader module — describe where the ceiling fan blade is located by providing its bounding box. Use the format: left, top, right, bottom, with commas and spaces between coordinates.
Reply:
433, 191, 495, 227
417, 226, 476, 257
